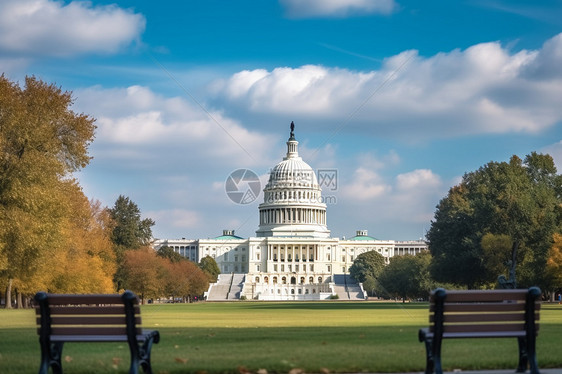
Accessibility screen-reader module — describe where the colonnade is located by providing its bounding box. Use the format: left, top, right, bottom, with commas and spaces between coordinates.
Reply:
260, 207, 326, 225
267, 244, 319, 262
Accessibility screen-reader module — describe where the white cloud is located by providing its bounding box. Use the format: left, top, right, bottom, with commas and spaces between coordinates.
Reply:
75, 85, 274, 167
340, 167, 391, 200
215, 33, 562, 140
0, 0, 145, 57
280, 0, 396, 18
396, 169, 441, 191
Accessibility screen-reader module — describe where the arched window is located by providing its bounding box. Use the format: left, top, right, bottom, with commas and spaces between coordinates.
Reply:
273, 276, 278, 284
318, 277, 323, 283
300, 277, 305, 284
291, 276, 296, 285
309, 276, 314, 283
291, 289, 295, 294
255, 276, 260, 283
282, 276, 287, 284
264, 276, 269, 284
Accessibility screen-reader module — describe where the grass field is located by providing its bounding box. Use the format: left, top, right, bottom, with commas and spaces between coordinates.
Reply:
1, 301, 561, 374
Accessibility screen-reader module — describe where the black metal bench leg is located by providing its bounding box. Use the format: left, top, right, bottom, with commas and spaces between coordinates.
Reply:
38, 341, 64, 374
423, 338, 434, 374
527, 336, 540, 374
517, 336, 528, 373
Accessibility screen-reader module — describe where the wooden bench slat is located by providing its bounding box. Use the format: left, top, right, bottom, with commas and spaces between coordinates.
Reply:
430, 312, 525, 323
46, 327, 141, 336
49, 334, 153, 343
431, 290, 527, 302
423, 330, 527, 339
430, 302, 538, 313
36, 316, 141, 325
44, 294, 136, 305
442, 323, 526, 333
37, 306, 140, 315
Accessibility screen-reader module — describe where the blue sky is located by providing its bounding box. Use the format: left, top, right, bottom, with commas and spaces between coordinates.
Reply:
2, 0, 562, 241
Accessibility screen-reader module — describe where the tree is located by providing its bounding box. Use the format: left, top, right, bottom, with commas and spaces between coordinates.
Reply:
199, 255, 220, 282
109, 195, 155, 249
122, 248, 167, 304
164, 260, 210, 302
545, 233, 562, 300
427, 153, 562, 289
109, 195, 155, 290
378, 252, 434, 301
349, 251, 386, 283
157, 246, 184, 263
0, 76, 95, 308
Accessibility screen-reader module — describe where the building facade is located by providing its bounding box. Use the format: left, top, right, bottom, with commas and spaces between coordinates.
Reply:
154, 124, 428, 300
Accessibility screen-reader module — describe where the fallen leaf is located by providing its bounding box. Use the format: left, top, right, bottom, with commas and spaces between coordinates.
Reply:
64, 356, 72, 363
320, 368, 330, 374
288, 368, 304, 374
174, 345, 180, 349
257, 369, 268, 374
175, 357, 189, 364
237, 365, 252, 374
112, 358, 122, 365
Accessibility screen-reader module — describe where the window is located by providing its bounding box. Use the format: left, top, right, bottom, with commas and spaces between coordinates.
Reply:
291, 276, 296, 285
255, 276, 260, 283
256, 253, 260, 260
282, 277, 287, 284
318, 277, 323, 283
281, 265, 284, 272
257, 265, 260, 271
274, 264, 278, 272
264, 276, 269, 284
235, 255, 238, 262
242, 255, 245, 262
327, 265, 331, 272
273, 276, 278, 284
300, 277, 305, 284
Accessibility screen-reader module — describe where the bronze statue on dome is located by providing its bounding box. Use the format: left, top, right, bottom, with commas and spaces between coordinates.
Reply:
290, 121, 295, 139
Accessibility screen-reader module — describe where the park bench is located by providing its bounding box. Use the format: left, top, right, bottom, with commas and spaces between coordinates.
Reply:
34, 291, 160, 374
418, 287, 541, 374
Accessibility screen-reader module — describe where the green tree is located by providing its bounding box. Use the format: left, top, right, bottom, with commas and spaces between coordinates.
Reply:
109, 195, 155, 290
0, 76, 95, 308
199, 255, 220, 282
109, 195, 155, 249
378, 252, 434, 301
349, 251, 386, 283
157, 245, 184, 263
427, 153, 562, 289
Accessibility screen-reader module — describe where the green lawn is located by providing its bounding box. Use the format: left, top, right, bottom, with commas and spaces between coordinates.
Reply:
1, 301, 561, 374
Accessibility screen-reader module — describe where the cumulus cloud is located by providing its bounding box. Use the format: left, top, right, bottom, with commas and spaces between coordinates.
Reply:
280, 0, 396, 18
215, 33, 562, 140
0, 0, 145, 57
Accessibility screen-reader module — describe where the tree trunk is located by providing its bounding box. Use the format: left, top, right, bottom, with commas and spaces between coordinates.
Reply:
16, 289, 23, 309
5, 279, 13, 309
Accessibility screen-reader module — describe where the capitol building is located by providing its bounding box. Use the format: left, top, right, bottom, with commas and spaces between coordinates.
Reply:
154, 124, 427, 300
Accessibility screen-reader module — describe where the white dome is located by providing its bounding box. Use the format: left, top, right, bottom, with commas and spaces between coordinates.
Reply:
267, 156, 318, 188
256, 123, 330, 239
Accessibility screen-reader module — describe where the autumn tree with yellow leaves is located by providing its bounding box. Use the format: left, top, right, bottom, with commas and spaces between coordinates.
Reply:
0, 75, 117, 307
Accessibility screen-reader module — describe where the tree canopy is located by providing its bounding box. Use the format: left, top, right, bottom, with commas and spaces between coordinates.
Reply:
199, 255, 220, 282
109, 195, 155, 250
0, 75, 96, 307
349, 251, 386, 283
427, 153, 562, 289
378, 251, 434, 300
